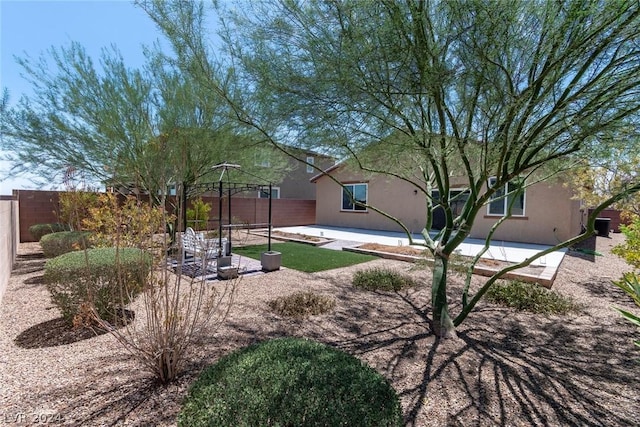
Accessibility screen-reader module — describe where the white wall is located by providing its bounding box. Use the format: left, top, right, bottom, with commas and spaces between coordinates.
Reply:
0, 200, 19, 305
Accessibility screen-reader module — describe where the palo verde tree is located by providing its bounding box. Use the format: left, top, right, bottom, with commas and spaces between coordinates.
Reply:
143, 0, 640, 338
0, 42, 288, 213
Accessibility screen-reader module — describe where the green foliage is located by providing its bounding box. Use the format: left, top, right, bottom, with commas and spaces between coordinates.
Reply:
40, 231, 92, 258
1, 40, 289, 207
268, 291, 335, 318
612, 273, 640, 348
234, 242, 375, 272
353, 268, 417, 292
613, 272, 640, 306
29, 223, 69, 241
613, 217, 640, 270
178, 337, 403, 427
143, 0, 640, 336
486, 281, 581, 315
43, 247, 151, 325
186, 198, 211, 231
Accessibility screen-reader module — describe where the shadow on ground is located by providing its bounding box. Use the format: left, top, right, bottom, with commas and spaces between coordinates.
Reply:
25, 267, 639, 426
11, 252, 46, 275
206, 266, 636, 425
15, 311, 135, 349
303, 278, 637, 426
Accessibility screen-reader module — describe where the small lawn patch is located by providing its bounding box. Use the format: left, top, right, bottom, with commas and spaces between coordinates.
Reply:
234, 242, 375, 272
486, 280, 582, 315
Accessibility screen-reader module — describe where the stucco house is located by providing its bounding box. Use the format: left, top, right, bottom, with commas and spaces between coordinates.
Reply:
260, 147, 335, 200
310, 164, 583, 246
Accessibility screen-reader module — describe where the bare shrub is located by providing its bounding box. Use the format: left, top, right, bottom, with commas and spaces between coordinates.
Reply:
83, 193, 237, 384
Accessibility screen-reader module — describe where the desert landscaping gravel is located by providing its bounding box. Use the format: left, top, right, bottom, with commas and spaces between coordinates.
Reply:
1, 233, 638, 426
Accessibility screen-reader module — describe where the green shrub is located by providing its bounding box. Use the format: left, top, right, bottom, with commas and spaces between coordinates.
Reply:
29, 223, 69, 241
178, 337, 403, 427
613, 216, 640, 269
486, 280, 581, 315
353, 267, 417, 291
44, 247, 151, 324
187, 198, 212, 231
40, 231, 92, 258
268, 291, 335, 318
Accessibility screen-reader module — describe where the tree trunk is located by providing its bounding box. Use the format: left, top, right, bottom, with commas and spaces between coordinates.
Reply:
432, 254, 457, 339
181, 181, 188, 232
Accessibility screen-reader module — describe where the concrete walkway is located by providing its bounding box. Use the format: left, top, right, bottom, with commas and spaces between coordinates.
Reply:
275, 225, 566, 268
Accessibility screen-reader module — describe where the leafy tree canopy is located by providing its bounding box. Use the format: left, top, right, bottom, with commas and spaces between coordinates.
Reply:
143, 0, 640, 337
0, 41, 289, 200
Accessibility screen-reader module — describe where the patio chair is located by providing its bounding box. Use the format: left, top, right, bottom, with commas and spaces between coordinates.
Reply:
181, 227, 228, 269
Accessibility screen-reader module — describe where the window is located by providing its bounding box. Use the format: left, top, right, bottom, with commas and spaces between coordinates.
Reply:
431, 189, 470, 230
258, 187, 280, 199
162, 183, 177, 196
487, 177, 525, 216
342, 183, 367, 211
306, 156, 315, 173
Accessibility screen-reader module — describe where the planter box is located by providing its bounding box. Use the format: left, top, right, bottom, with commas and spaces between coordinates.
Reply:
261, 251, 282, 272
217, 256, 232, 268
217, 266, 239, 280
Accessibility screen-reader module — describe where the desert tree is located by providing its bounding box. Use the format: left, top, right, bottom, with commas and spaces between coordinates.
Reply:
0, 42, 288, 211
142, 0, 640, 338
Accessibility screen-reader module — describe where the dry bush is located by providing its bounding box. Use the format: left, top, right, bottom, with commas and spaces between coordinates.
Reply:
268, 291, 336, 318
83, 193, 237, 384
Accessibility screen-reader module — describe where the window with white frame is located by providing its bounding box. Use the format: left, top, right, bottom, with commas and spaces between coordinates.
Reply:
487, 177, 525, 216
258, 187, 280, 199
342, 183, 367, 211
306, 156, 315, 173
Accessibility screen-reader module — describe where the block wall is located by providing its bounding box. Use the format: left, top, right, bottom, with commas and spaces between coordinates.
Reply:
14, 190, 316, 242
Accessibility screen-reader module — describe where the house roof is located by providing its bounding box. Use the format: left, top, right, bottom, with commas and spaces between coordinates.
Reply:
309, 162, 344, 183
280, 145, 336, 160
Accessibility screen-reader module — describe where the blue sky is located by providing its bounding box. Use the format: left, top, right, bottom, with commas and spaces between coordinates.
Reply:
0, 0, 165, 195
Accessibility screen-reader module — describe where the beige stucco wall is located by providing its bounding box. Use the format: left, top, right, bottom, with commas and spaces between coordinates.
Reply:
315, 168, 428, 234
0, 200, 19, 305
469, 179, 582, 245
315, 171, 582, 245
279, 154, 335, 199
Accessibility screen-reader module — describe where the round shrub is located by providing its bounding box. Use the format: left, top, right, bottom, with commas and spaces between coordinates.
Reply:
44, 247, 152, 324
486, 280, 582, 315
268, 291, 335, 318
353, 267, 417, 291
40, 231, 92, 258
29, 223, 69, 241
178, 337, 403, 427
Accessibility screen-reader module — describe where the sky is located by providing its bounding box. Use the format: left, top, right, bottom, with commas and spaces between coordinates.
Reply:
0, 0, 166, 195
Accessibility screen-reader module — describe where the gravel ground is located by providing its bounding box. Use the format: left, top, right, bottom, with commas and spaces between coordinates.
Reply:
0, 233, 638, 426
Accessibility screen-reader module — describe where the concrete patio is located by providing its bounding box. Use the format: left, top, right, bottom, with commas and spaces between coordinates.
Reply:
275, 225, 568, 286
